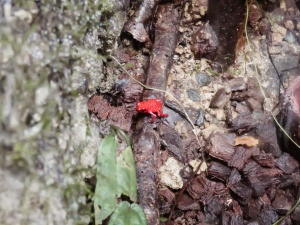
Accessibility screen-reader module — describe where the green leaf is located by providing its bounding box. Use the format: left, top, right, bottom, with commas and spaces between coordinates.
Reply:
160, 217, 168, 222
116, 146, 137, 202
108, 202, 147, 225
94, 135, 117, 225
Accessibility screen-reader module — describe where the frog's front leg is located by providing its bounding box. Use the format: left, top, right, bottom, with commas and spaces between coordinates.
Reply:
148, 111, 157, 123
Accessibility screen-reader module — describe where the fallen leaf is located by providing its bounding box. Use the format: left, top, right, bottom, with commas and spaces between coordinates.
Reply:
234, 136, 259, 147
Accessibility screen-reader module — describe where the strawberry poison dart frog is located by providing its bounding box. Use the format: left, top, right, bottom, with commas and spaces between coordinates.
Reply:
136, 99, 168, 123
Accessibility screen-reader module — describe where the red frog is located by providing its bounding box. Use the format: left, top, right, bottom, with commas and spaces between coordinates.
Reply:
136, 99, 168, 123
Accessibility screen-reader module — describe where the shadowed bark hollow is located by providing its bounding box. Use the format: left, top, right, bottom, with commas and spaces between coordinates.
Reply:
207, 0, 246, 68
192, 0, 246, 71
131, 3, 181, 225
277, 76, 300, 162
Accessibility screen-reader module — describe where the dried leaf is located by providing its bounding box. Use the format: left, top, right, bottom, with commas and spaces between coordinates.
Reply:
234, 136, 259, 147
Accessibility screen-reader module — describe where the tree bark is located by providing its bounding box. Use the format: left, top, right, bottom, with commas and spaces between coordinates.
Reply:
132, 3, 181, 224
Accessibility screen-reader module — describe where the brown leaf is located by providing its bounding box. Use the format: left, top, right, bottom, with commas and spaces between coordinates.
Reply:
234, 136, 259, 147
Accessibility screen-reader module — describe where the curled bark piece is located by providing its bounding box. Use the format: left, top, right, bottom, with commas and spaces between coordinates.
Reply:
132, 3, 181, 225
207, 161, 231, 182
142, 5, 180, 100
123, 0, 161, 47
208, 132, 236, 162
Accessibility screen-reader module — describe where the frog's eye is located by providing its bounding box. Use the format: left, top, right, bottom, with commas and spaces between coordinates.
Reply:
136, 104, 145, 111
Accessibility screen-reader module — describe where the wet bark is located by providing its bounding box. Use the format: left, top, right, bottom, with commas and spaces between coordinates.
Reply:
132, 3, 181, 225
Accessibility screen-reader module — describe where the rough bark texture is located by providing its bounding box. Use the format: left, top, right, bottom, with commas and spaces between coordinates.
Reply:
142, 5, 180, 100
123, 0, 161, 47
132, 3, 180, 225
